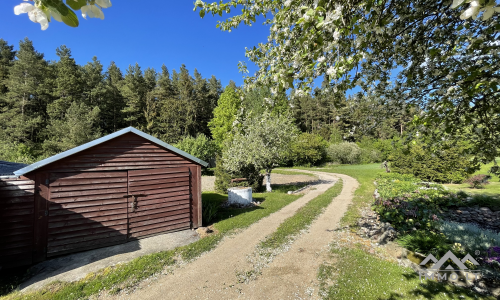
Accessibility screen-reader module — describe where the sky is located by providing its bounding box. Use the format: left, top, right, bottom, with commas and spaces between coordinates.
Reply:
0, 1, 271, 88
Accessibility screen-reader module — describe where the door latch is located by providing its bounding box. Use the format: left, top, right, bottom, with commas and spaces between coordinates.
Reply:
123, 194, 146, 213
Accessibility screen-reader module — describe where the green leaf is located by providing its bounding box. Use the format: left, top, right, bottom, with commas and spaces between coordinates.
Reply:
200, 10, 206, 18
61, 8, 79, 27
65, 0, 86, 10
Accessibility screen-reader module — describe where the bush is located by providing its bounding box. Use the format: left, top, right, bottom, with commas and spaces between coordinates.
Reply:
464, 174, 490, 189
360, 148, 382, 164
440, 221, 500, 253
327, 142, 361, 164
389, 140, 478, 183
354, 137, 383, 164
288, 133, 327, 167
214, 156, 264, 193
397, 230, 452, 257
0, 142, 38, 164
174, 134, 217, 167
373, 138, 401, 162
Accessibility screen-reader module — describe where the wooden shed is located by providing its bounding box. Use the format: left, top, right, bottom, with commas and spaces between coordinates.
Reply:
0, 127, 207, 269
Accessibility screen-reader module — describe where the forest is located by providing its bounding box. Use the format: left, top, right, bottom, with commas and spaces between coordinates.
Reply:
0, 38, 415, 167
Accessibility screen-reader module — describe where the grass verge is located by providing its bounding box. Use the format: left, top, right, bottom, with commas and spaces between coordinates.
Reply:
318, 244, 495, 300
297, 164, 382, 227
260, 179, 343, 249
2, 190, 301, 300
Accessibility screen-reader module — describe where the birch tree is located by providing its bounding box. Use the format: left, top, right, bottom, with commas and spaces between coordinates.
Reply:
222, 111, 298, 192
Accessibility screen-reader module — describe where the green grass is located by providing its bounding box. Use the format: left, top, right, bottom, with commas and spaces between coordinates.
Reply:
318, 245, 495, 300
2, 190, 301, 300
296, 163, 383, 227
443, 159, 500, 208
272, 169, 318, 177
260, 179, 343, 249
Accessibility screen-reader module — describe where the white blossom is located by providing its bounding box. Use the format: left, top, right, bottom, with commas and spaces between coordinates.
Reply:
317, 56, 326, 63
14, 2, 49, 30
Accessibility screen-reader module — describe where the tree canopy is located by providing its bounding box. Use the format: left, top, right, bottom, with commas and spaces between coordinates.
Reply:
195, 0, 500, 162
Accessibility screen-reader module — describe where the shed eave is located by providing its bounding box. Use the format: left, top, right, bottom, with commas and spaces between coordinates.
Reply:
14, 127, 208, 177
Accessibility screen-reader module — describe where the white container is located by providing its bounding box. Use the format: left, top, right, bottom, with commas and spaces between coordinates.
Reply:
227, 187, 252, 205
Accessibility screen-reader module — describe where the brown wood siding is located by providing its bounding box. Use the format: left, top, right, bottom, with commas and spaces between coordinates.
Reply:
1, 132, 204, 266
0, 177, 35, 268
35, 133, 199, 173
46, 171, 128, 257
127, 168, 191, 239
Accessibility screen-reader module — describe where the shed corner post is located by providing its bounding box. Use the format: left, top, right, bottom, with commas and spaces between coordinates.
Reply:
33, 172, 49, 263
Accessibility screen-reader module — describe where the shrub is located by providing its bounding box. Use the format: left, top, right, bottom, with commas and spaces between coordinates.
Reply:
214, 156, 264, 193
174, 134, 217, 166
464, 174, 490, 189
397, 230, 452, 257
373, 138, 401, 162
327, 142, 361, 164
389, 140, 478, 183
439, 221, 500, 253
360, 148, 382, 164
202, 199, 219, 226
0, 142, 38, 164
288, 133, 327, 166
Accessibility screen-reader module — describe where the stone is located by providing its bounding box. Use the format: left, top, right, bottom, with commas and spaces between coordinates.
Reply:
480, 207, 491, 213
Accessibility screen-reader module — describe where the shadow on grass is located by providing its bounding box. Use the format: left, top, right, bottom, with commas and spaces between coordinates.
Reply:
271, 182, 312, 193
378, 272, 493, 300
202, 192, 265, 226
0, 267, 30, 296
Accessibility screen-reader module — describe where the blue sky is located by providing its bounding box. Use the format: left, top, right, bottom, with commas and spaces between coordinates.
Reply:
0, 1, 271, 87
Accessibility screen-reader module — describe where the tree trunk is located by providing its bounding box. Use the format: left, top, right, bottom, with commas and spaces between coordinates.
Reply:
265, 169, 272, 192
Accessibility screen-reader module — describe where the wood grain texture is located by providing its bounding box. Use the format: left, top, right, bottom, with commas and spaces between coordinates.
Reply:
0, 177, 34, 268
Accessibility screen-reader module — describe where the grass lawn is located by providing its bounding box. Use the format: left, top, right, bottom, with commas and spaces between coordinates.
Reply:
260, 179, 343, 249
272, 169, 318, 177
318, 245, 495, 300
1, 190, 301, 300
443, 159, 500, 208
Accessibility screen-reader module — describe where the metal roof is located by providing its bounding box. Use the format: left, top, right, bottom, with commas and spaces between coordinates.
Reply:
0, 161, 28, 176
14, 127, 208, 176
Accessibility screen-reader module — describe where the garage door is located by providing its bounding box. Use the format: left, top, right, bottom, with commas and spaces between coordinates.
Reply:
47, 171, 129, 257
127, 167, 191, 239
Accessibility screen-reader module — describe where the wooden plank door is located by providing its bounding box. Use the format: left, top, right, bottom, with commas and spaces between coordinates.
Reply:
127, 167, 191, 239
46, 171, 129, 257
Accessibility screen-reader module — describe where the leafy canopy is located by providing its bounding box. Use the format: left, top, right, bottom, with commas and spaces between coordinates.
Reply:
194, 0, 500, 162
222, 111, 298, 174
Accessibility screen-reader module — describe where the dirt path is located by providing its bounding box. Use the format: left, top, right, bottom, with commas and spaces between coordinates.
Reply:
108, 171, 357, 300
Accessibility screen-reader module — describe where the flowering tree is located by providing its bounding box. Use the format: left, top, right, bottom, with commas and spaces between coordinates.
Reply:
194, 0, 500, 163
13, 0, 111, 30
222, 111, 298, 192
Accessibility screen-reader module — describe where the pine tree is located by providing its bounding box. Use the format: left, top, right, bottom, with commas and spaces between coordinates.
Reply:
48, 45, 84, 120
193, 68, 210, 136
0, 39, 15, 95
143, 67, 158, 134
103, 61, 125, 133
43, 102, 101, 155
121, 63, 146, 129
1, 38, 50, 145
